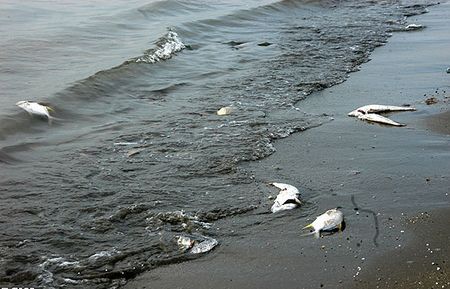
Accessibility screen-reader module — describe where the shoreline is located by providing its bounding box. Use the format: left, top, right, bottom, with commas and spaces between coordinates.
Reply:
123, 2, 450, 289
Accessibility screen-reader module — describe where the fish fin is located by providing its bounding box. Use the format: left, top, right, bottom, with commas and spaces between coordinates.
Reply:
300, 230, 321, 238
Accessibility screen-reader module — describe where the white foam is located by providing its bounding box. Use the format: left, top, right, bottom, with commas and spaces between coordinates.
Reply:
88, 248, 120, 261
136, 31, 185, 64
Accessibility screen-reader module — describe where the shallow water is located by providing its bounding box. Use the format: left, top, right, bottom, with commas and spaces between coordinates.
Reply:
0, 0, 429, 288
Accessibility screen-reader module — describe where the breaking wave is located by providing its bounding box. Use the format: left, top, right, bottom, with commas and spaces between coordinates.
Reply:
130, 30, 185, 64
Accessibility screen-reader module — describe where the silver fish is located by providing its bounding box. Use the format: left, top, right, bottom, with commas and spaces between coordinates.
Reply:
348, 104, 416, 126
303, 208, 344, 238
190, 237, 218, 254
16, 100, 56, 124
270, 182, 302, 213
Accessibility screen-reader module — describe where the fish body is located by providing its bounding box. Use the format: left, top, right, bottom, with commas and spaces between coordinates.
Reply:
16, 101, 55, 124
348, 104, 416, 126
217, 106, 233, 116
270, 182, 302, 213
303, 208, 344, 238
190, 237, 218, 254
176, 235, 218, 254
357, 113, 403, 126
405, 24, 424, 31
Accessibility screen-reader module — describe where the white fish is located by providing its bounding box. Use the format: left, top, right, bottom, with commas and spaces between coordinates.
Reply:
270, 182, 302, 213
190, 237, 218, 254
176, 235, 218, 254
357, 113, 404, 126
217, 106, 233, 116
348, 104, 416, 126
405, 24, 424, 31
303, 208, 344, 238
16, 100, 56, 124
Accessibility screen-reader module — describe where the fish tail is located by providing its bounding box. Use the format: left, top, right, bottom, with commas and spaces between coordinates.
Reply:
300, 230, 318, 237
47, 115, 60, 125
47, 115, 63, 125
302, 223, 313, 230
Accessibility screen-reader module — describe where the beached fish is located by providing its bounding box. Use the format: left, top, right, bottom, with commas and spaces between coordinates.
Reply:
348, 104, 416, 126
16, 100, 56, 124
303, 208, 344, 238
270, 182, 302, 213
405, 24, 424, 31
190, 237, 218, 254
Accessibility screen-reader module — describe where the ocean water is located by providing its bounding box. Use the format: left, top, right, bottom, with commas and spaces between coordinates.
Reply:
0, 0, 429, 288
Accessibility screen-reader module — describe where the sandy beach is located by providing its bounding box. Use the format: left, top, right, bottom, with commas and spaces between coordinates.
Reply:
123, 3, 450, 289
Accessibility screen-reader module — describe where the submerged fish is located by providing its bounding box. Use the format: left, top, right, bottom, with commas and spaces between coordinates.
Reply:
217, 106, 233, 116
303, 208, 344, 238
16, 100, 56, 124
270, 182, 302, 213
348, 104, 416, 126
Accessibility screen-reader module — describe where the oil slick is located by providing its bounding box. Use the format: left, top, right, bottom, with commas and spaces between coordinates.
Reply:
348, 104, 416, 126
270, 182, 302, 213
16, 100, 56, 124
303, 208, 344, 238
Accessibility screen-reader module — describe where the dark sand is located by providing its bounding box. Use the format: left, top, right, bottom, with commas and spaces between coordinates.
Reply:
124, 3, 450, 289
426, 111, 450, 135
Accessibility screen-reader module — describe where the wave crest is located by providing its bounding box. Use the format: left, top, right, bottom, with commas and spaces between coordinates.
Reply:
133, 30, 185, 64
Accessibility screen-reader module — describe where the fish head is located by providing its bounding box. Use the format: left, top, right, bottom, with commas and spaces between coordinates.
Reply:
348, 109, 364, 117
176, 236, 195, 250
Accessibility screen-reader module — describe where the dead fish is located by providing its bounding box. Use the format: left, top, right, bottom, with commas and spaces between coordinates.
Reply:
217, 106, 233, 116
16, 101, 56, 124
405, 24, 424, 31
303, 208, 344, 238
190, 237, 218, 254
348, 104, 416, 126
176, 235, 218, 254
357, 112, 404, 126
270, 182, 302, 213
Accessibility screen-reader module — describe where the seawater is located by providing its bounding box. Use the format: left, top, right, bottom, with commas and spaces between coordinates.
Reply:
0, 0, 429, 288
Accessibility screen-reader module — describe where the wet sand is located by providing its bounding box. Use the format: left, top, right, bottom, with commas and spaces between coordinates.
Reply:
123, 3, 450, 289
426, 110, 450, 135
